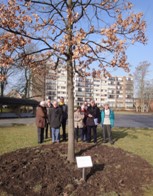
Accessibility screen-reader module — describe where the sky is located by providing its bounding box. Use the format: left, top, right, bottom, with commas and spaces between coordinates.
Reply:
113, 0, 153, 78
3, 0, 153, 94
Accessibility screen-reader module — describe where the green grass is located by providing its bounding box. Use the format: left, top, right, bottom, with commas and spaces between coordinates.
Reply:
0, 124, 39, 155
112, 127, 153, 166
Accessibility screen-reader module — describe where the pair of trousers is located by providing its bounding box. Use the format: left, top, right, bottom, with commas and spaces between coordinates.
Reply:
82, 126, 87, 141
74, 127, 83, 142
45, 123, 51, 138
102, 125, 112, 142
37, 127, 44, 143
51, 127, 60, 142
87, 126, 97, 143
61, 119, 67, 140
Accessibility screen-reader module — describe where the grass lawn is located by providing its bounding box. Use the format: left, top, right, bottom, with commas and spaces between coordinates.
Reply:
0, 124, 39, 155
112, 127, 153, 166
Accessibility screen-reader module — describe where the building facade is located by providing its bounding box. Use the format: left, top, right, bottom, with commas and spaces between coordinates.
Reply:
44, 68, 134, 109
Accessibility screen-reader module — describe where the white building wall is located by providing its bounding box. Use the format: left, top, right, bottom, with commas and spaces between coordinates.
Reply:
45, 68, 134, 109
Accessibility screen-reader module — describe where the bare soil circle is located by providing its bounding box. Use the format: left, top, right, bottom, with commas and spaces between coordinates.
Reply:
0, 143, 153, 196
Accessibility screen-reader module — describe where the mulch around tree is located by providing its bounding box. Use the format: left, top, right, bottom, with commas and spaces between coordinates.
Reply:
0, 142, 153, 196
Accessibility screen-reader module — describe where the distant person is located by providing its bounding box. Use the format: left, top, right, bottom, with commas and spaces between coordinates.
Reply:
59, 97, 68, 141
48, 100, 62, 143
45, 99, 53, 139
35, 101, 47, 144
86, 100, 101, 144
101, 102, 115, 144
74, 106, 84, 142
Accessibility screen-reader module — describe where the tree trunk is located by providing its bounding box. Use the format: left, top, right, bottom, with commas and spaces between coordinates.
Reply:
67, 61, 75, 162
67, 0, 75, 163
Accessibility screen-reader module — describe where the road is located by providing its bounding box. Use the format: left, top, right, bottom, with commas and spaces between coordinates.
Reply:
115, 114, 153, 128
0, 114, 153, 128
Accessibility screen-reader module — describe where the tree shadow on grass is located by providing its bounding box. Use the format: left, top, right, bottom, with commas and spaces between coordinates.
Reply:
112, 128, 130, 142
96, 127, 129, 144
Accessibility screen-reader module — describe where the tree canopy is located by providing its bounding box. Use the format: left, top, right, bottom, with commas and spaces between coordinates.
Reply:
0, 0, 146, 76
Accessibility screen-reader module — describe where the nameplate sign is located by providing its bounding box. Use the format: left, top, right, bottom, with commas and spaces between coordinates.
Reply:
76, 156, 93, 168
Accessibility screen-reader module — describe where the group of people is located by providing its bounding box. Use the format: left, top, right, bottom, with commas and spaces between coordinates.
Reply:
74, 100, 115, 144
35, 97, 115, 145
35, 97, 68, 144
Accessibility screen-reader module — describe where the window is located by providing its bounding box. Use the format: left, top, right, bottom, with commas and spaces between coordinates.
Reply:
78, 98, 83, 101
78, 88, 82, 92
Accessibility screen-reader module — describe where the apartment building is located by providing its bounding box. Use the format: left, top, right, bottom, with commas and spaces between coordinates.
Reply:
44, 69, 134, 109
45, 68, 67, 101
106, 75, 134, 109
74, 76, 93, 106
91, 74, 134, 109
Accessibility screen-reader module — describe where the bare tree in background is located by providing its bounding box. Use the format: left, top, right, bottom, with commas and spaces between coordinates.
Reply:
134, 61, 150, 112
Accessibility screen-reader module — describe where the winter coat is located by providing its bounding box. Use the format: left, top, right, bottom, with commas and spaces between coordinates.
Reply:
48, 106, 63, 129
59, 103, 68, 121
101, 109, 115, 127
74, 110, 84, 128
46, 105, 53, 123
86, 105, 101, 126
81, 109, 88, 126
35, 105, 47, 128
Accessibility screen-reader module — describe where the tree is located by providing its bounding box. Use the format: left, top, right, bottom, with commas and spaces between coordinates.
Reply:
0, 0, 146, 162
134, 61, 150, 112
0, 31, 14, 96
13, 44, 46, 99
144, 81, 153, 112
0, 66, 8, 97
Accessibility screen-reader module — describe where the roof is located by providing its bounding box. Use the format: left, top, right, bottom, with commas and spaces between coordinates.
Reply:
0, 97, 39, 107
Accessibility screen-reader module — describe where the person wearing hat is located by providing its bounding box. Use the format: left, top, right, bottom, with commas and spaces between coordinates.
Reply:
101, 102, 115, 144
35, 101, 47, 144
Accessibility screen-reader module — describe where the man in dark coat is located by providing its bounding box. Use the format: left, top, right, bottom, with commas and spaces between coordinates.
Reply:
59, 97, 68, 141
48, 100, 63, 143
86, 100, 100, 143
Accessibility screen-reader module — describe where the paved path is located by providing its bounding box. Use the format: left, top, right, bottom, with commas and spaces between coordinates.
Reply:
115, 114, 153, 128
0, 114, 153, 128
